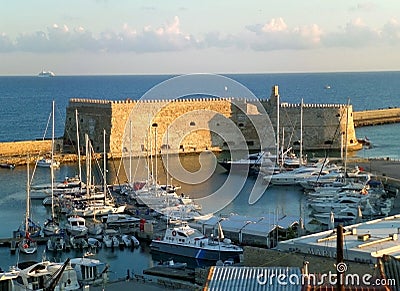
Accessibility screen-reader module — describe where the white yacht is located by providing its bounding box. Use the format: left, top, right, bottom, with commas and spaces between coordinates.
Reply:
13, 260, 80, 290
268, 160, 335, 186
66, 216, 88, 236
218, 151, 276, 174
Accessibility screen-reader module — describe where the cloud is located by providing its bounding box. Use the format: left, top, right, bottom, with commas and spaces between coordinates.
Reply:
1, 16, 400, 54
246, 18, 323, 50
99, 16, 199, 53
0, 33, 14, 52
382, 18, 400, 45
322, 18, 381, 47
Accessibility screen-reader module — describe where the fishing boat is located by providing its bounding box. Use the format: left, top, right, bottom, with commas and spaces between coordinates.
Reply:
150, 222, 243, 262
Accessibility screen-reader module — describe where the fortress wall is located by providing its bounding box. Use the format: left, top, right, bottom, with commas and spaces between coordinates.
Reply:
63, 99, 113, 154
111, 98, 234, 157
262, 88, 361, 152
63, 87, 361, 157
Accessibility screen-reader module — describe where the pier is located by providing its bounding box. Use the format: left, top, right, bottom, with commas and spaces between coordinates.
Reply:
353, 107, 400, 127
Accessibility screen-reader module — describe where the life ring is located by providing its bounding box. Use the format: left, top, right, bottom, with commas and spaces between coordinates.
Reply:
172, 230, 177, 237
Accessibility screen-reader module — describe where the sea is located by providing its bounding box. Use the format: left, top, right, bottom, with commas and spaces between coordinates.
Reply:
0, 72, 399, 279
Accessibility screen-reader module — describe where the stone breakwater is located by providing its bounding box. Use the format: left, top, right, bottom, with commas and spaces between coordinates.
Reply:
0, 139, 79, 166
353, 107, 400, 127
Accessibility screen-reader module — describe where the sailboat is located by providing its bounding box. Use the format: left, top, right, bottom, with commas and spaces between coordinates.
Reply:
19, 160, 39, 254
68, 132, 126, 217
43, 101, 61, 237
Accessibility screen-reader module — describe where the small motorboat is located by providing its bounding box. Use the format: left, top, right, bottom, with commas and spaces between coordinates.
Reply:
0, 163, 15, 169
88, 237, 102, 249
121, 234, 132, 247
37, 158, 60, 168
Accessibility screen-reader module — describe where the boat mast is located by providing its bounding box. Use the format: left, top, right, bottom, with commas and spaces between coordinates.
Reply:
85, 134, 90, 195
344, 99, 350, 177
276, 90, 280, 167
75, 109, 82, 190
103, 129, 107, 204
129, 120, 132, 186
300, 98, 303, 166
25, 156, 30, 234
51, 100, 55, 220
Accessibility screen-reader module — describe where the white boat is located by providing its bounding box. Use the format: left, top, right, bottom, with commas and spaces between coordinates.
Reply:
18, 235, 37, 254
18, 161, 40, 254
86, 218, 104, 235
310, 195, 367, 213
88, 237, 102, 249
121, 234, 132, 247
43, 218, 60, 236
70, 257, 108, 286
313, 207, 359, 224
104, 213, 140, 233
13, 259, 80, 291
130, 235, 140, 247
38, 70, 55, 77
72, 204, 126, 218
268, 160, 334, 186
0, 267, 19, 290
37, 158, 60, 168
103, 229, 120, 248
66, 216, 88, 236
218, 151, 276, 174
150, 222, 243, 262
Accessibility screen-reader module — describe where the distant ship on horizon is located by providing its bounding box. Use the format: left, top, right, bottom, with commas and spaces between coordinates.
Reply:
38, 70, 55, 77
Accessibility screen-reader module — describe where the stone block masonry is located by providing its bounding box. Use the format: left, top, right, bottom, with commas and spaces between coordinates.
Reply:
62, 86, 362, 158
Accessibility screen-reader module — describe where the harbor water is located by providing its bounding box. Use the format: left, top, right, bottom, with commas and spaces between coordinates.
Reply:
0, 72, 399, 276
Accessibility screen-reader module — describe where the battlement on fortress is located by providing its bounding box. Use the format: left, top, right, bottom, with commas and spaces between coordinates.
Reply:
64, 86, 361, 157
69, 97, 347, 108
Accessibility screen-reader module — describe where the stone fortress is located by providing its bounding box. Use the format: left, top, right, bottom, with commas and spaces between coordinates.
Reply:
62, 85, 361, 157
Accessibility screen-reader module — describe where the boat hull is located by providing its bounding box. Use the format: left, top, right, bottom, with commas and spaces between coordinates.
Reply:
150, 240, 242, 262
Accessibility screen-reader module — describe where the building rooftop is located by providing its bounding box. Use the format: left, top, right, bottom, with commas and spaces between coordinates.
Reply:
277, 214, 400, 264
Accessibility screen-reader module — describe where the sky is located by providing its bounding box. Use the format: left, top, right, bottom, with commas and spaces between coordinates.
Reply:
1, 0, 400, 75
